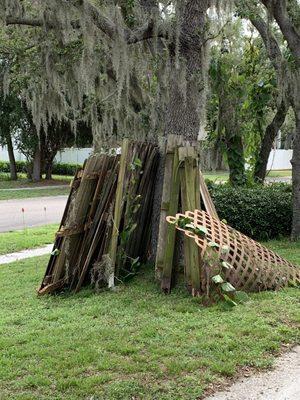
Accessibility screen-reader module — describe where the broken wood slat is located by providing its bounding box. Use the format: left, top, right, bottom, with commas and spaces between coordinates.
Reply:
155, 135, 183, 280
74, 158, 120, 292
199, 170, 218, 219
108, 138, 130, 288
161, 147, 181, 293
179, 146, 201, 296
39, 156, 105, 293
38, 168, 83, 293
38, 279, 65, 295
70, 155, 115, 289
55, 156, 103, 286
184, 152, 201, 296
123, 143, 159, 262
180, 165, 192, 288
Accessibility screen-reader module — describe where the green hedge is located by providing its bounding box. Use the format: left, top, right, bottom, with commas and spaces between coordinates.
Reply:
0, 161, 27, 173
0, 161, 82, 176
52, 162, 81, 176
208, 183, 292, 240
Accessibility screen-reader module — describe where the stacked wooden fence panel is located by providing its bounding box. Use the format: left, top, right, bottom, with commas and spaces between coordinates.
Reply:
39, 140, 159, 295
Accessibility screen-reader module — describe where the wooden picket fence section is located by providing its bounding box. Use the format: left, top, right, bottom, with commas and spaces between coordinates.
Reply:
155, 135, 300, 296
39, 134, 299, 297
38, 140, 159, 294
155, 135, 218, 294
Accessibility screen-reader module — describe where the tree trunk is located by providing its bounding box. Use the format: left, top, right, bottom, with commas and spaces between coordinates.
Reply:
165, 1, 209, 140
32, 146, 42, 182
45, 156, 55, 180
6, 134, 17, 180
226, 133, 247, 186
150, 0, 210, 259
254, 101, 288, 183
291, 109, 300, 240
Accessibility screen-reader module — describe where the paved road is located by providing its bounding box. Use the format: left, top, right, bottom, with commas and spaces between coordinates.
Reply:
205, 346, 300, 400
0, 196, 68, 232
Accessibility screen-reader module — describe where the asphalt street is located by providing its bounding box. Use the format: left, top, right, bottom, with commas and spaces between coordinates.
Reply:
0, 195, 68, 232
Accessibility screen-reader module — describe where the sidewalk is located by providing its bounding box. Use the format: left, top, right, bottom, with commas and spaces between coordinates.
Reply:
205, 346, 300, 400
0, 244, 53, 265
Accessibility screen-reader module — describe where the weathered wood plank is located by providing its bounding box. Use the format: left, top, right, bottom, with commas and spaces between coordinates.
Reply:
155, 135, 183, 280
183, 148, 201, 296
199, 170, 218, 219
108, 138, 130, 288
161, 147, 181, 293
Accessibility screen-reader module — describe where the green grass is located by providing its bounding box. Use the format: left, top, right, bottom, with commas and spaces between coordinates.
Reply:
0, 187, 70, 200
0, 241, 299, 399
0, 172, 71, 199
262, 238, 300, 265
0, 224, 58, 255
0, 173, 72, 189
203, 170, 291, 182
268, 170, 292, 177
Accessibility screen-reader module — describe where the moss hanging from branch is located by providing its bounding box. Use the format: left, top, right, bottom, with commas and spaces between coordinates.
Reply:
0, 0, 232, 144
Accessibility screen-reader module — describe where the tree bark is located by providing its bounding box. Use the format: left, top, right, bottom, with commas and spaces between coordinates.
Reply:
32, 146, 42, 182
150, 0, 210, 259
6, 134, 17, 180
291, 109, 300, 240
165, 1, 209, 141
45, 156, 55, 180
226, 134, 246, 186
254, 101, 288, 182
218, 91, 246, 186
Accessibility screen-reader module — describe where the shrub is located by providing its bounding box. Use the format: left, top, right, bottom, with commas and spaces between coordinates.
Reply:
0, 160, 82, 176
207, 182, 292, 240
0, 161, 10, 173
0, 161, 28, 173
52, 162, 82, 176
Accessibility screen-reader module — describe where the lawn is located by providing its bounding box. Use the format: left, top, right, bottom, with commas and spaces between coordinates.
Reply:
0, 224, 58, 255
203, 170, 291, 182
0, 187, 70, 200
0, 173, 72, 189
0, 241, 299, 399
0, 172, 71, 200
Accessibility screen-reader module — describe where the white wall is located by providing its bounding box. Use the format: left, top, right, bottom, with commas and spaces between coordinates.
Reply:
267, 149, 292, 170
0, 146, 92, 165
0, 146, 25, 162
55, 148, 92, 164
0, 146, 293, 170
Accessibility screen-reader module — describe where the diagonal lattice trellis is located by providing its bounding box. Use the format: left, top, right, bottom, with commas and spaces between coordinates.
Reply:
167, 210, 300, 292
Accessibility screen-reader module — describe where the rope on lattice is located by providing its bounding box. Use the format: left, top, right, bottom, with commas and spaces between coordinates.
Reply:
167, 210, 300, 292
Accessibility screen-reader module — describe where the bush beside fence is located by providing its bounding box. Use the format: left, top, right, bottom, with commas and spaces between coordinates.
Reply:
0, 161, 82, 176
208, 183, 292, 240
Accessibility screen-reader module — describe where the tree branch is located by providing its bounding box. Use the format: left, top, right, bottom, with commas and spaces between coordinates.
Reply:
80, 2, 117, 40
235, 1, 283, 70
83, 1, 167, 44
6, 17, 43, 27
5, 3, 167, 45
201, 20, 230, 48
261, 0, 300, 63
248, 13, 283, 71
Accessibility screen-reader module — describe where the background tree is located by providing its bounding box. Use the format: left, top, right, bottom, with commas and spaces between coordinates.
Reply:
237, 0, 300, 238
209, 32, 247, 186
0, 93, 22, 180
235, 1, 289, 183
207, 21, 278, 185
